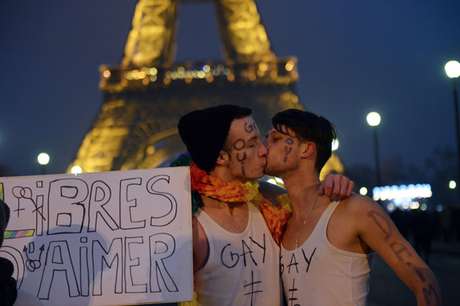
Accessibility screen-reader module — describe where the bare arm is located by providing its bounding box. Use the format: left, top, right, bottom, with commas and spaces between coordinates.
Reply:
354, 197, 441, 306
192, 216, 209, 273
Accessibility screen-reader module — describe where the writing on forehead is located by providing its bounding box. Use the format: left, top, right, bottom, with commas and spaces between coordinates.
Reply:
244, 119, 257, 134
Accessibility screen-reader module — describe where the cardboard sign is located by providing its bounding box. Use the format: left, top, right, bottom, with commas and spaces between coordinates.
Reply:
0, 167, 192, 306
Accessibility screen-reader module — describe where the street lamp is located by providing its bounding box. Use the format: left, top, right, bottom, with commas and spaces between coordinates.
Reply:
449, 180, 457, 190
37, 152, 50, 174
366, 112, 382, 187
70, 165, 83, 175
331, 138, 339, 152
444, 60, 460, 196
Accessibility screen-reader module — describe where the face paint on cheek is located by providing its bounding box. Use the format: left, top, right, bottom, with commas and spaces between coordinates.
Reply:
283, 138, 294, 163
236, 151, 247, 177
232, 138, 248, 176
283, 146, 292, 163
232, 139, 246, 151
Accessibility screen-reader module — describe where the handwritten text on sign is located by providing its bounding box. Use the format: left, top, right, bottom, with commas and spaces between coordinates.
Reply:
0, 167, 192, 306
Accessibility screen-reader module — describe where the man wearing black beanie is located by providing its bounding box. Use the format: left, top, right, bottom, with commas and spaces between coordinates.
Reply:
177, 105, 353, 306
0, 200, 18, 306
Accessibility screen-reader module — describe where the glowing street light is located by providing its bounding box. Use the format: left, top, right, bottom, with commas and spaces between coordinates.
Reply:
359, 187, 368, 196
70, 165, 83, 175
37, 152, 50, 166
366, 111, 382, 187
444, 60, 460, 197
331, 138, 339, 152
366, 112, 381, 127
37, 152, 50, 174
410, 201, 420, 210
445, 60, 460, 79
449, 180, 457, 190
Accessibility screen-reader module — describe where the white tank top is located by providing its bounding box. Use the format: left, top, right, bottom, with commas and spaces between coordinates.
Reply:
195, 203, 281, 306
281, 201, 372, 306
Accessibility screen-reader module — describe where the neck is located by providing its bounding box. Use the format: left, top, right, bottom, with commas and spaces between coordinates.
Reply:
202, 196, 245, 215
209, 165, 245, 183
282, 166, 320, 221
198, 165, 251, 214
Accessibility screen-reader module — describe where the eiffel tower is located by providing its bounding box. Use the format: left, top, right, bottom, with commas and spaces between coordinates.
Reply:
69, 0, 343, 176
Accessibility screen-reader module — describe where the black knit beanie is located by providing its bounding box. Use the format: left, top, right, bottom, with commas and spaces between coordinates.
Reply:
178, 104, 252, 172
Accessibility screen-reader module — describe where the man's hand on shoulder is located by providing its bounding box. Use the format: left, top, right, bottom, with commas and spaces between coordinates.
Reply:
319, 174, 354, 201
259, 173, 354, 204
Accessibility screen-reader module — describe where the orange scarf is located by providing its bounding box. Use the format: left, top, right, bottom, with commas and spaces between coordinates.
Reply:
190, 163, 290, 244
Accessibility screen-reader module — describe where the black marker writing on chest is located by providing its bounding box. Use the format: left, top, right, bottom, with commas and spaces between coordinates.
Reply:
220, 234, 267, 268
285, 247, 317, 274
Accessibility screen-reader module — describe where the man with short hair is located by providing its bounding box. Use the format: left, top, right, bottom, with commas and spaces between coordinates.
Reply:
177, 105, 352, 306
265, 109, 441, 306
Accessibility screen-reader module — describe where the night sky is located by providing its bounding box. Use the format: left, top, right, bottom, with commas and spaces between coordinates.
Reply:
1, 0, 459, 177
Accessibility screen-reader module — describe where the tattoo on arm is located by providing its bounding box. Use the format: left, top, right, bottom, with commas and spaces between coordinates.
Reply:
390, 241, 413, 262
367, 209, 442, 305
407, 263, 442, 306
423, 283, 442, 306
367, 210, 393, 241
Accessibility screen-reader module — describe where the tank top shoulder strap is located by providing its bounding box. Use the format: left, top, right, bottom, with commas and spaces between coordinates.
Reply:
315, 201, 340, 240
195, 209, 219, 236
194, 209, 220, 267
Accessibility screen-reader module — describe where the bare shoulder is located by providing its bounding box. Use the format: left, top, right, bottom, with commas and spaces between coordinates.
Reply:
338, 193, 384, 219
258, 181, 287, 205
338, 194, 399, 240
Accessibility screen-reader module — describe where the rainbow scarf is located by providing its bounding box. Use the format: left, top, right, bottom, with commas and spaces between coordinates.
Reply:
190, 163, 290, 244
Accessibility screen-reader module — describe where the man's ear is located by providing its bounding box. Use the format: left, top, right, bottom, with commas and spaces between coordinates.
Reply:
300, 141, 316, 160
215, 150, 230, 166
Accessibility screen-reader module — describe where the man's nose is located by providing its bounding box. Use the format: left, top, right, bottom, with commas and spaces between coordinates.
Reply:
259, 143, 268, 157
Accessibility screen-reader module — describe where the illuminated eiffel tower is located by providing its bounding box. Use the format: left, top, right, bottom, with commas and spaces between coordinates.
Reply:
69, 0, 343, 176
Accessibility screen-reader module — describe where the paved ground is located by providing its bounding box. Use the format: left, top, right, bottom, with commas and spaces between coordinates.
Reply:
368, 243, 460, 306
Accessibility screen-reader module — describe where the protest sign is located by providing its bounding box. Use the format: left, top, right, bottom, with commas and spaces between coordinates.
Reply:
0, 167, 192, 306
